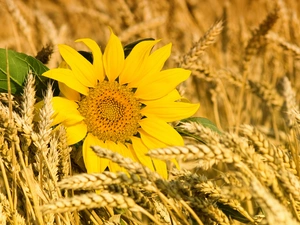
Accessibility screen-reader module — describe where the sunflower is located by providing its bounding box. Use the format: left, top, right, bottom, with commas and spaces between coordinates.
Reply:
42, 29, 199, 178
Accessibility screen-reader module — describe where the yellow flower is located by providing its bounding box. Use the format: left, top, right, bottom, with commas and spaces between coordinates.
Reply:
43, 30, 199, 178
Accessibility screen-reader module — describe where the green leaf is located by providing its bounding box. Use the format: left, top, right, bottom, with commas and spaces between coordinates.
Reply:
0, 48, 49, 96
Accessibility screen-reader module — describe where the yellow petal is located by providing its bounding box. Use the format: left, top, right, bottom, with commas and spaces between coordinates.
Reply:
140, 129, 179, 171
53, 115, 83, 128
106, 141, 140, 173
58, 82, 80, 101
139, 129, 167, 149
34, 101, 43, 121
145, 43, 171, 75
43, 68, 88, 95
142, 102, 199, 122
76, 38, 105, 82
59, 44, 97, 87
103, 29, 124, 81
62, 114, 85, 126
119, 142, 139, 161
131, 43, 172, 87
134, 68, 191, 100
140, 89, 181, 105
51, 97, 83, 126
139, 117, 184, 146
131, 137, 155, 171
105, 141, 125, 173
108, 161, 124, 173
64, 121, 87, 145
119, 40, 159, 86
152, 160, 168, 178
131, 137, 167, 178
83, 133, 109, 173
52, 96, 78, 110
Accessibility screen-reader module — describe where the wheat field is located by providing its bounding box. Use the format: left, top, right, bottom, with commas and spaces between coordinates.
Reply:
1, 0, 300, 224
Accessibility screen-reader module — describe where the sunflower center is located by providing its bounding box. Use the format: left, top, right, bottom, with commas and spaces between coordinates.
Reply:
78, 81, 142, 143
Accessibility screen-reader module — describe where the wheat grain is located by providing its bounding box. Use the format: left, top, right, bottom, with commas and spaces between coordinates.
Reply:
277, 168, 300, 204
108, 184, 155, 214
19, 72, 36, 165
243, 7, 279, 66
33, 83, 53, 152
180, 20, 223, 69
195, 181, 254, 223
192, 198, 231, 225
248, 79, 283, 109
56, 125, 72, 180
59, 171, 149, 190
91, 145, 161, 180
277, 76, 299, 128
147, 143, 239, 170
240, 125, 297, 174
153, 200, 172, 224
116, 0, 135, 27
41, 192, 136, 214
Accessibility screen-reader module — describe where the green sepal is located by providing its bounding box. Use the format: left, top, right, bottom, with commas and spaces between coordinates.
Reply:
78, 38, 155, 63
123, 38, 154, 58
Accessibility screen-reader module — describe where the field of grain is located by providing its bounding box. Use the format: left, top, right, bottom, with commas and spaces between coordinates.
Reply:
1, 0, 300, 224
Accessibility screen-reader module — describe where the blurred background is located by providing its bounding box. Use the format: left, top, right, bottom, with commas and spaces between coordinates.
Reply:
1, 0, 300, 138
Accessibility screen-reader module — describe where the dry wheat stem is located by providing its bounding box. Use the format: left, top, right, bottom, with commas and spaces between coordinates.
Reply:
235, 6, 279, 132
179, 199, 204, 225
0, 192, 25, 225
2, 1, 300, 224
5, 0, 37, 54
119, 16, 166, 42
250, 178, 299, 225
5, 47, 19, 225
156, 191, 191, 225
267, 32, 300, 57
